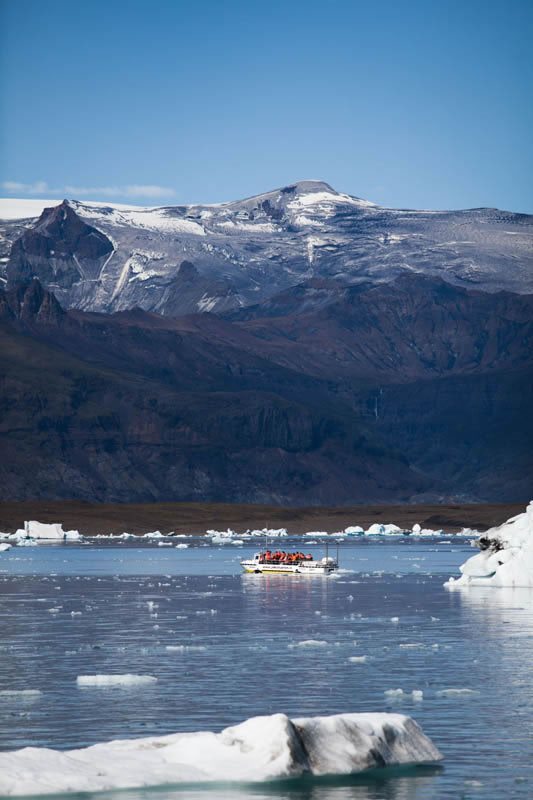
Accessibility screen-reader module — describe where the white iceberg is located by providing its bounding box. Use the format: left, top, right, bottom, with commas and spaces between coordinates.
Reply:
207, 527, 288, 542
0, 543, 12, 552
445, 502, 533, 588
249, 527, 287, 538
366, 524, 404, 536
0, 711, 442, 796
9, 521, 82, 542
206, 529, 235, 544
345, 526, 364, 535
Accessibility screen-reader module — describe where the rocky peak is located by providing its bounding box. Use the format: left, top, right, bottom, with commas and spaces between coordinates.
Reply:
0, 278, 64, 325
279, 180, 338, 196
6, 200, 114, 291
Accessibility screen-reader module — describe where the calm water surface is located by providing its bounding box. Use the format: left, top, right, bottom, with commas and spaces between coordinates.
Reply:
1, 536, 532, 799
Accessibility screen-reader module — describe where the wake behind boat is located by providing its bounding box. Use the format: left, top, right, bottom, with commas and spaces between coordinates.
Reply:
241, 548, 338, 575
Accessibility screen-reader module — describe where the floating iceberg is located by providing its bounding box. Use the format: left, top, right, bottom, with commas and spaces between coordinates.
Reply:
366, 523, 404, 536
445, 502, 533, 588
0, 711, 442, 796
206, 527, 287, 543
345, 526, 364, 535
206, 529, 235, 544
249, 527, 287, 538
0, 543, 12, 552
7, 521, 82, 542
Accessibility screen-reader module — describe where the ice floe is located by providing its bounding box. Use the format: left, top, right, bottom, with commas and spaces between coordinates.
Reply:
76, 674, 157, 687
384, 689, 423, 701
445, 502, 533, 588
0, 711, 442, 795
288, 639, 328, 648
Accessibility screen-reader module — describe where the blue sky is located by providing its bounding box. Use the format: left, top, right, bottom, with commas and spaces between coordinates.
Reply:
1, 0, 532, 211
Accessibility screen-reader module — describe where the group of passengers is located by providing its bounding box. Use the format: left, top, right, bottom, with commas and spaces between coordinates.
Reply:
260, 550, 313, 563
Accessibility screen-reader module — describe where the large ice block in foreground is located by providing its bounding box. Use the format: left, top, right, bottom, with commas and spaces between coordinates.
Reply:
0, 712, 442, 796
445, 502, 533, 588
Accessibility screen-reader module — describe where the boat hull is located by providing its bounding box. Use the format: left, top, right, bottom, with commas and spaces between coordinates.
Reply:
240, 560, 336, 575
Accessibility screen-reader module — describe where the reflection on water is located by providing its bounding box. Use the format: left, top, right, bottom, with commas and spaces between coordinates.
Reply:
1, 541, 533, 798
86, 766, 442, 800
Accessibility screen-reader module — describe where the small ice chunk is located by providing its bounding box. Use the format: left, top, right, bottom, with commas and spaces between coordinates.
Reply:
176, 543, 189, 549
289, 640, 328, 648
348, 656, 367, 663
77, 675, 157, 687
436, 688, 479, 697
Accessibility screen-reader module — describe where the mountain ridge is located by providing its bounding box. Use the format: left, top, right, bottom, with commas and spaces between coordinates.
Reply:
2, 180, 532, 320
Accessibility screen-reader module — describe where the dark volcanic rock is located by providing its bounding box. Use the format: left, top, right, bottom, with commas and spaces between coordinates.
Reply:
6, 201, 113, 289
0, 280, 427, 505
0, 275, 531, 505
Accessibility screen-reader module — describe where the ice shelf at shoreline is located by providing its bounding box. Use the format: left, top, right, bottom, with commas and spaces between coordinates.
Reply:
445, 502, 533, 588
0, 711, 442, 796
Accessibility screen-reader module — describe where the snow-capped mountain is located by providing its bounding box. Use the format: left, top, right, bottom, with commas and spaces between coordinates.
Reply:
1, 180, 532, 316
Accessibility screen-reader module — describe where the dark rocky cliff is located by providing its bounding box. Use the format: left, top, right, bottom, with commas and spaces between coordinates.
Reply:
0, 275, 531, 504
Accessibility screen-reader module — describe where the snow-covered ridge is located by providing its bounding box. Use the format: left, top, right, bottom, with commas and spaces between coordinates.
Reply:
0, 711, 442, 796
445, 502, 533, 588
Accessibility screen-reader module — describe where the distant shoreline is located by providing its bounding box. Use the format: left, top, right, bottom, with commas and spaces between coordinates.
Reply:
0, 500, 525, 537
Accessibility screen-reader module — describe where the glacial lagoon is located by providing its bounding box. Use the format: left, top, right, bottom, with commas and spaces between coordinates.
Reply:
1, 535, 532, 799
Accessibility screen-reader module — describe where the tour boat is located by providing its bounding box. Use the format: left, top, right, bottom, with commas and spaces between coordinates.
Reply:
240, 550, 338, 575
